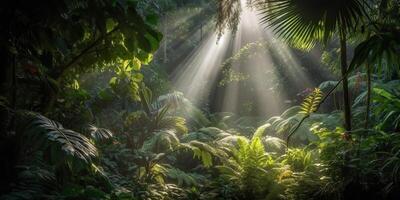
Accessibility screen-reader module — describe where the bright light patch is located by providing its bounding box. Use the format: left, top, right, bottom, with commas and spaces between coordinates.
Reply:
171, 32, 231, 105
171, 1, 324, 116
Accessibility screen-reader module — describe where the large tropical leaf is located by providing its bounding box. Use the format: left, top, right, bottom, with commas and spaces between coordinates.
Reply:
257, 0, 366, 49
25, 114, 97, 163
349, 29, 400, 75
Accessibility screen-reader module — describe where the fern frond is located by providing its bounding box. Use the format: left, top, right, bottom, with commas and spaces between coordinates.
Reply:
252, 123, 271, 139
180, 140, 228, 167
263, 136, 286, 152
299, 88, 323, 115
217, 135, 249, 147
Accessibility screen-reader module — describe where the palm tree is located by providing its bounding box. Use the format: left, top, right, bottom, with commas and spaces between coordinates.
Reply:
256, 0, 367, 133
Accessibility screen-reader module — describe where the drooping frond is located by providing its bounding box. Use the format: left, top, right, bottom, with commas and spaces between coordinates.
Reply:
151, 91, 188, 112
180, 140, 227, 167
24, 114, 97, 163
299, 88, 323, 116
263, 136, 286, 152
217, 135, 249, 147
256, 0, 366, 49
151, 91, 211, 127
252, 123, 271, 139
349, 29, 400, 74
89, 124, 113, 141
266, 107, 302, 134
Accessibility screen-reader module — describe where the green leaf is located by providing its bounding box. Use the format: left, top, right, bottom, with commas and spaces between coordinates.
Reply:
299, 88, 323, 115
132, 57, 141, 70
146, 14, 159, 26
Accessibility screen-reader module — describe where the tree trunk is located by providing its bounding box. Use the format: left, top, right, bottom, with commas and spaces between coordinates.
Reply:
340, 32, 352, 132
365, 62, 371, 129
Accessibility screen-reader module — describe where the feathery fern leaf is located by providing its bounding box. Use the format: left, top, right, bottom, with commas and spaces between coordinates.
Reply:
299, 88, 323, 115
252, 123, 271, 139
263, 136, 286, 152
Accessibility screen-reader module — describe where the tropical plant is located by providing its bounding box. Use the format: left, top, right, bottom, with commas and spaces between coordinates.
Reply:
0, 111, 105, 199
256, 0, 368, 133
216, 137, 278, 199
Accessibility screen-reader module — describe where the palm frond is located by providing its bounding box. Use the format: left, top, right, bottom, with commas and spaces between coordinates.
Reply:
25, 114, 97, 163
89, 124, 113, 141
157, 116, 188, 135
257, 0, 366, 49
151, 91, 187, 112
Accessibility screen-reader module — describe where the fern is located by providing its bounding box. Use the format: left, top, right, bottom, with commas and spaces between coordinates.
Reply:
282, 88, 324, 147
299, 88, 323, 116
263, 136, 286, 153
216, 137, 277, 198
252, 123, 271, 139
217, 135, 249, 147
179, 140, 227, 168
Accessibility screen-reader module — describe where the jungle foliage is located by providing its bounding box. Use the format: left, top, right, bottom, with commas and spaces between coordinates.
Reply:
1, 0, 400, 200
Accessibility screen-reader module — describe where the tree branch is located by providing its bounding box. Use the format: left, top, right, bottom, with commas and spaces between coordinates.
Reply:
55, 27, 119, 80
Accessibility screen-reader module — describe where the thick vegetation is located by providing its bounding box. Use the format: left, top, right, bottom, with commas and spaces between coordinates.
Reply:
1, 0, 400, 200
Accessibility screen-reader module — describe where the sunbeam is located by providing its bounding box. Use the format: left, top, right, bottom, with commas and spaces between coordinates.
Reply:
171, 32, 231, 105
171, 0, 329, 116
